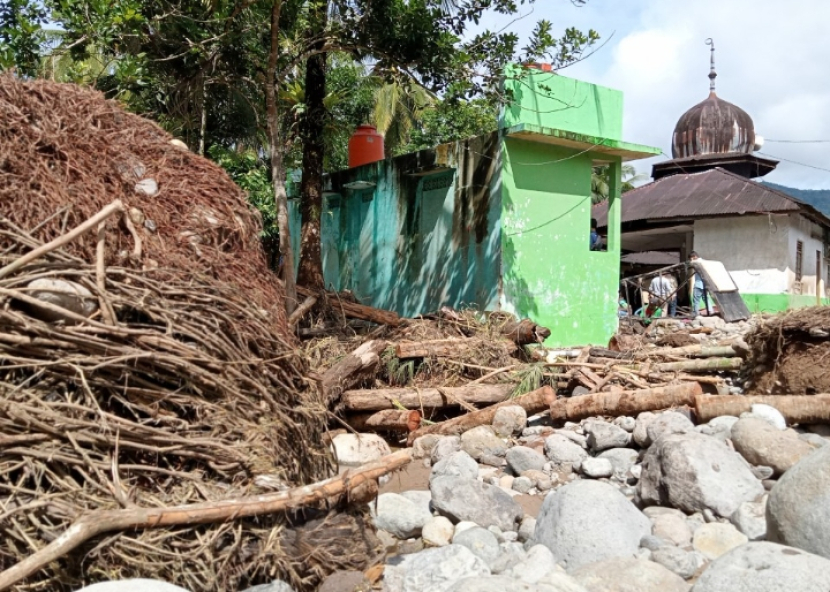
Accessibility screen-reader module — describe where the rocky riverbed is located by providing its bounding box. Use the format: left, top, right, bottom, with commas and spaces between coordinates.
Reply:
353, 399, 830, 592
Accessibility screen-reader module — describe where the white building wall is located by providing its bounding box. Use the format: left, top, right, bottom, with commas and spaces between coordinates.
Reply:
693, 215, 789, 295
693, 214, 826, 298
785, 213, 826, 297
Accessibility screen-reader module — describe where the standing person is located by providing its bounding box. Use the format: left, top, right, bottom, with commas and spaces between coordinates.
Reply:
690, 251, 708, 317
650, 272, 673, 317
667, 272, 678, 318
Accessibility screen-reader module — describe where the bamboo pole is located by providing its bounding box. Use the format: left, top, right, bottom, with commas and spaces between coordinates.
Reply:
0, 450, 413, 591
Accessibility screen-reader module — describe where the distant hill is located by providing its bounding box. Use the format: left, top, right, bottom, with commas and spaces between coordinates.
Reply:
762, 181, 830, 218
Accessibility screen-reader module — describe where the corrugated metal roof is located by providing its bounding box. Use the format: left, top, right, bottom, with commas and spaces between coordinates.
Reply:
593, 167, 816, 228
621, 251, 680, 265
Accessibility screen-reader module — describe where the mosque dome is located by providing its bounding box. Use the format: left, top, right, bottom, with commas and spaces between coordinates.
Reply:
670, 39, 756, 159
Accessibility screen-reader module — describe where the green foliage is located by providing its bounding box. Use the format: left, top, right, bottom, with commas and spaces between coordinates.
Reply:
591, 164, 646, 204
0, 0, 47, 76
402, 98, 497, 155
207, 145, 275, 238
511, 362, 545, 397
382, 347, 415, 386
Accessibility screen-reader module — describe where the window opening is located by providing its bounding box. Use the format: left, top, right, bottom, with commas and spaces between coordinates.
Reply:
795, 241, 804, 282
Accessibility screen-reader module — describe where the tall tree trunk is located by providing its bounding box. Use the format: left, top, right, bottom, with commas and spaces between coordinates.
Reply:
296, 10, 327, 289
266, 0, 297, 315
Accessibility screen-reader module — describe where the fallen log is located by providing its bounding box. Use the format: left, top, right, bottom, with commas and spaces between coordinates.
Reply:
694, 394, 830, 424
0, 449, 413, 592
589, 347, 634, 360
341, 384, 514, 412
500, 318, 551, 345
321, 340, 387, 407
296, 286, 401, 327
653, 357, 742, 373
548, 382, 703, 422
634, 345, 737, 359
346, 410, 421, 432
407, 385, 556, 443
395, 338, 516, 359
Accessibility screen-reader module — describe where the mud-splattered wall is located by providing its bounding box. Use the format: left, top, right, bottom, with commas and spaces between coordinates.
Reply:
291, 133, 502, 317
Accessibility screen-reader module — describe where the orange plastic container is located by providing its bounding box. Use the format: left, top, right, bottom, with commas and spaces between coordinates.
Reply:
348, 124, 385, 168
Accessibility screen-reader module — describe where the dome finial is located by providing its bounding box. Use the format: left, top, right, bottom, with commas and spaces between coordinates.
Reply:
705, 38, 716, 93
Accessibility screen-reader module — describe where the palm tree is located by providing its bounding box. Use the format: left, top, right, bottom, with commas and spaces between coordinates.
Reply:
372, 76, 435, 156
591, 164, 646, 204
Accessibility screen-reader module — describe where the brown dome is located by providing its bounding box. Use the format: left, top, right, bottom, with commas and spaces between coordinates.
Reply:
671, 91, 755, 158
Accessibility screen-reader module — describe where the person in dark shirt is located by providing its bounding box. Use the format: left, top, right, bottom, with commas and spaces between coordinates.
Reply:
590, 218, 602, 251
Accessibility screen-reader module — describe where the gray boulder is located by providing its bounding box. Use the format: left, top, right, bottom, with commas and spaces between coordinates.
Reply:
638, 432, 764, 517
453, 526, 501, 566
447, 575, 587, 592
572, 557, 690, 592
580, 457, 614, 479
767, 445, 830, 558
492, 406, 528, 437
650, 546, 698, 580
698, 416, 739, 441
382, 545, 490, 592
412, 434, 444, 459
461, 426, 507, 460
401, 490, 432, 515
490, 542, 528, 574
317, 572, 368, 592
239, 583, 294, 592
731, 417, 815, 476
505, 544, 559, 584
533, 480, 651, 571
431, 436, 462, 464
431, 476, 523, 531
614, 416, 636, 432
431, 451, 479, 481
598, 448, 639, 480
78, 581, 192, 592
506, 446, 546, 475
690, 542, 830, 592
633, 412, 658, 447
729, 499, 767, 541
331, 433, 391, 466
373, 492, 433, 539
585, 422, 631, 452
692, 523, 749, 560
543, 434, 588, 469
644, 507, 692, 547
26, 278, 98, 323
749, 403, 787, 430
645, 412, 694, 447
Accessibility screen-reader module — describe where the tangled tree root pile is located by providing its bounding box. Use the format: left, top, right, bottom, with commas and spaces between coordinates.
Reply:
743, 306, 830, 394
0, 77, 374, 591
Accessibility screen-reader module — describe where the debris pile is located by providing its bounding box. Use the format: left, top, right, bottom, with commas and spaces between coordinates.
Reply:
0, 77, 383, 592
742, 306, 830, 395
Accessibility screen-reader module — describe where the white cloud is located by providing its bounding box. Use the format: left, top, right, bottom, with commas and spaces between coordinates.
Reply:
492, 0, 830, 188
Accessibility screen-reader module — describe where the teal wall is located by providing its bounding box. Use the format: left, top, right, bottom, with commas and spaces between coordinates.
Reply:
499, 137, 622, 346
500, 65, 624, 141
294, 134, 503, 317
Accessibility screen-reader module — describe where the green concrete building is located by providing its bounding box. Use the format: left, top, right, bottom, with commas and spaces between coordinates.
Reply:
291, 66, 659, 346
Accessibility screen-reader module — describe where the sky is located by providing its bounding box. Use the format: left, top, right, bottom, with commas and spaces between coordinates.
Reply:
475, 0, 830, 189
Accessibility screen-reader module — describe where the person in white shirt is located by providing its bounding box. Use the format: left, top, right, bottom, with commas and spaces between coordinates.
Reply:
650, 272, 674, 317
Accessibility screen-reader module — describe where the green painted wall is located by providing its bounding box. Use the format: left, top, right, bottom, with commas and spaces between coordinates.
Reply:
500, 136, 622, 346
500, 65, 624, 141
742, 293, 829, 314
